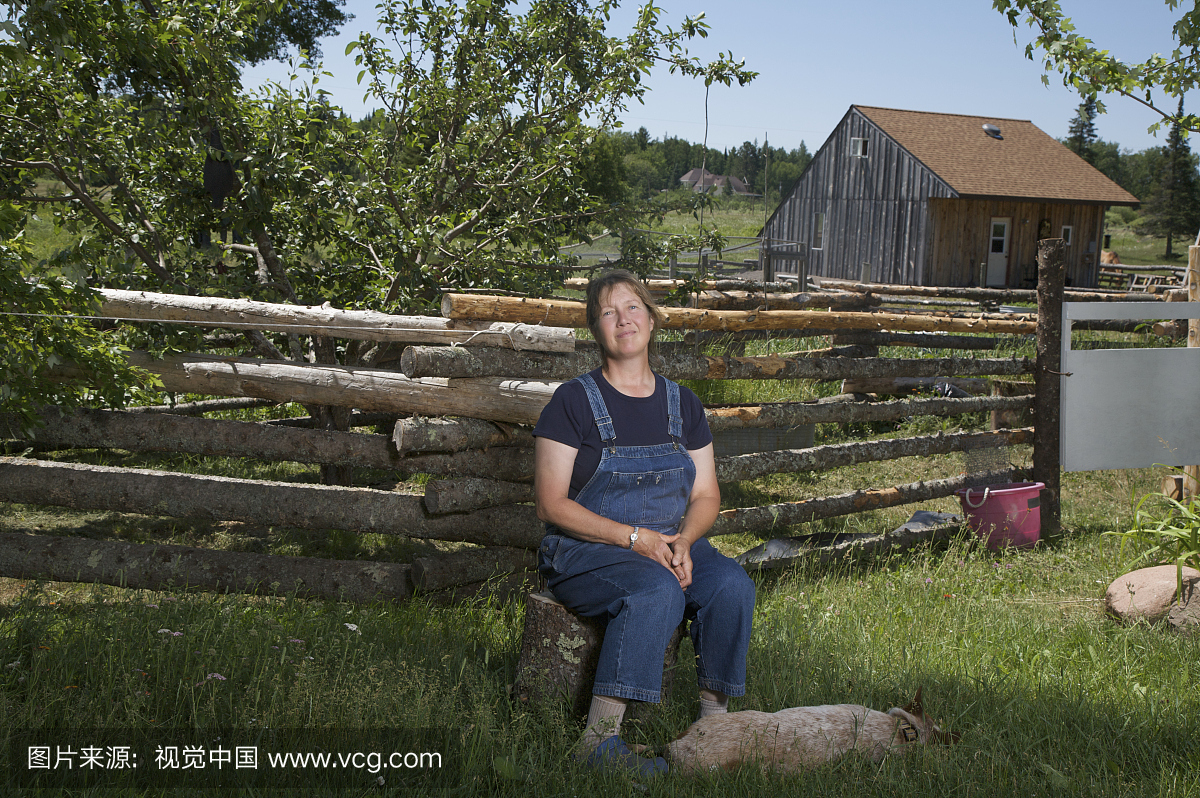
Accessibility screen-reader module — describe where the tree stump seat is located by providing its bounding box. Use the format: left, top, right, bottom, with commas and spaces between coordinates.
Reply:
512, 590, 686, 718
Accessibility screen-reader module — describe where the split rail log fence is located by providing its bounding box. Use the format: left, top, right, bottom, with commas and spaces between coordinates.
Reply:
2, 268, 1062, 600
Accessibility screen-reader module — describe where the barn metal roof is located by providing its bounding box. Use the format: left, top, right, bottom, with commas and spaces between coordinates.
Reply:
854, 105, 1140, 205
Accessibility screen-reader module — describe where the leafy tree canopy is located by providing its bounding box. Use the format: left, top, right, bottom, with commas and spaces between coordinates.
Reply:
0, 0, 756, 421
994, 0, 1200, 134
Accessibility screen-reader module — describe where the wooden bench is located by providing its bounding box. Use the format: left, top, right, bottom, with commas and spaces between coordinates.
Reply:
512, 590, 686, 718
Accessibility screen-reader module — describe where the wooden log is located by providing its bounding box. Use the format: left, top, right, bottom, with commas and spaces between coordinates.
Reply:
830, 330, 1002, 350
0, 457, 543, 549
400, 345, 1033, 381
1, 407, 403, 470
0, 531, 414, 603
97, 288, 576, 351
714, 428, 1031, 483
990, 380, 1036, 430
512, 591, 685, 718
684, 329, 842, 343
423, 478, 534, 515
1163, 474, 1186, 501
422, 570, 539, 607
564, 278, 805, 293
711, 470, 1021, 537
127, 397, 280, 415
410, 546, 537, 591
840, 377, 992, 396
441, 294, 1038, 335
267, 411, 401, 429
1188, 246, 1200, 499
735, 519, 970, 572
705, 394, 1033, 431
393, 416, 532, 455
692, 290, 878, 311
1033, 239, 1064, 535
388, 448, 534, 482
49, 351, 561, 425
2, 406, 533, 480
815, 278, 1157, 303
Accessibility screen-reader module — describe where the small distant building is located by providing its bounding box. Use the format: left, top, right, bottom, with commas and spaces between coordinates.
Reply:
680, 168, 753, 196
763, 105, 1139, 288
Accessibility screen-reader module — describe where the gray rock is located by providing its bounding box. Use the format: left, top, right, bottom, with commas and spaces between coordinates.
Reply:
1167, 579, 1200, 633
1105, 565, 1200, 625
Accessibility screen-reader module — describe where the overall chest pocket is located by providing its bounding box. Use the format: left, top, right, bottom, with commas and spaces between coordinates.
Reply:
597, 467, 688, 527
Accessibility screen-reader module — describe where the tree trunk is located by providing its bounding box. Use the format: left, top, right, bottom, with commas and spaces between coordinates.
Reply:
410, 546, 537, 591
399, 345, 1031, 381
512, 591, 686, 719
714, 428, 1031, 483
705, 394, 1033, 431
0, 531, 414, 603
441, 294, 1038, 334
839, 376, 992, 396
49, 351, 561, 425
0, 457, 543, 548
423, 478, 535, 515
711, 469, 1022, 537
96, 288, 576, 350
393, 416, 533, 455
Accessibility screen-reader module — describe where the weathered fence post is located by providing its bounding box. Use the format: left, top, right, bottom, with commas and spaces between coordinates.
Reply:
1186, 245, 1200, 498
1033, 238, 1064, 536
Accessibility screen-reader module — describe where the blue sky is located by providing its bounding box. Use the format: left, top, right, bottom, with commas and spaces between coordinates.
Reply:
242, 0, 1189, 154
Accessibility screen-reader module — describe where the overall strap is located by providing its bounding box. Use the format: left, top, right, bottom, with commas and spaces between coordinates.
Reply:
665, 378, 683, 441
576, 373, 616, 445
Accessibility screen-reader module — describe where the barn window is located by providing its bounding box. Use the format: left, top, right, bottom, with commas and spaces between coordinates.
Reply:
850, 137, 868, 158
1061, 225, 1073, 246
813, 212, 825, 250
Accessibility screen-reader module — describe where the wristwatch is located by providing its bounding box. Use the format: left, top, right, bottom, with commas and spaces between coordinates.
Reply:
628, 526, 640, 550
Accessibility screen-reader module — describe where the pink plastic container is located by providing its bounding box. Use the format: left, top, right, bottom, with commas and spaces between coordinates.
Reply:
954, 481, 1045, 550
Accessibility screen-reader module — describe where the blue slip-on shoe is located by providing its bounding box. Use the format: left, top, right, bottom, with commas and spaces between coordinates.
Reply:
578, 735, 668, 777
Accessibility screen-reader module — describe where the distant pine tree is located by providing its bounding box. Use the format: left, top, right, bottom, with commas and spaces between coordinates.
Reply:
1138, 98, 1200, 258
1066, 98, 1098, 164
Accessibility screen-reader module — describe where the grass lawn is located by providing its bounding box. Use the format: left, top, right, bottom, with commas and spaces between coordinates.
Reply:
1, 446, 1197, 795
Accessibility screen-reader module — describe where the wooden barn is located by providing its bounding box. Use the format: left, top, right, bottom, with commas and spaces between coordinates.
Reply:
762, 105, 1139, 288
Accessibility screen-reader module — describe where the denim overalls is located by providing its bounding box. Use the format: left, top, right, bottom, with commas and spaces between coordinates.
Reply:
538, 373, 755, 703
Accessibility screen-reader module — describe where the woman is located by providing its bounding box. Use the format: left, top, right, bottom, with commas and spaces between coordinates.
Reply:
533, 269, 755, 776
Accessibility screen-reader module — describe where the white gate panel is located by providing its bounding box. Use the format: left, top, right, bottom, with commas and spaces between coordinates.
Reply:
1061, 302, 1200, 471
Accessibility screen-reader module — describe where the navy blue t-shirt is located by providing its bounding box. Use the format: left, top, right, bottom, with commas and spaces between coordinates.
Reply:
533, 369, 713, 500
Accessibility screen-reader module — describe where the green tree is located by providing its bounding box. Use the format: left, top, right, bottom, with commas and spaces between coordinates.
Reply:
1137, 100, 1200, 258
0, 0, 754, 426
1066, 97, 1098, 163
994, 0, 1200, 134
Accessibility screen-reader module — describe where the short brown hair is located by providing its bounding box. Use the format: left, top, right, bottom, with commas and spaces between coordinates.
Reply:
585, 269, 664, 368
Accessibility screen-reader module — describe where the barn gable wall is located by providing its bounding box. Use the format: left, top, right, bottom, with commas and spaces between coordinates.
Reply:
764, 107, 954, 284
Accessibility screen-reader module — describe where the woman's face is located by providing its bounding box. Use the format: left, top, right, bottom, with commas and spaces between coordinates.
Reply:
597, 282, 654, 363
